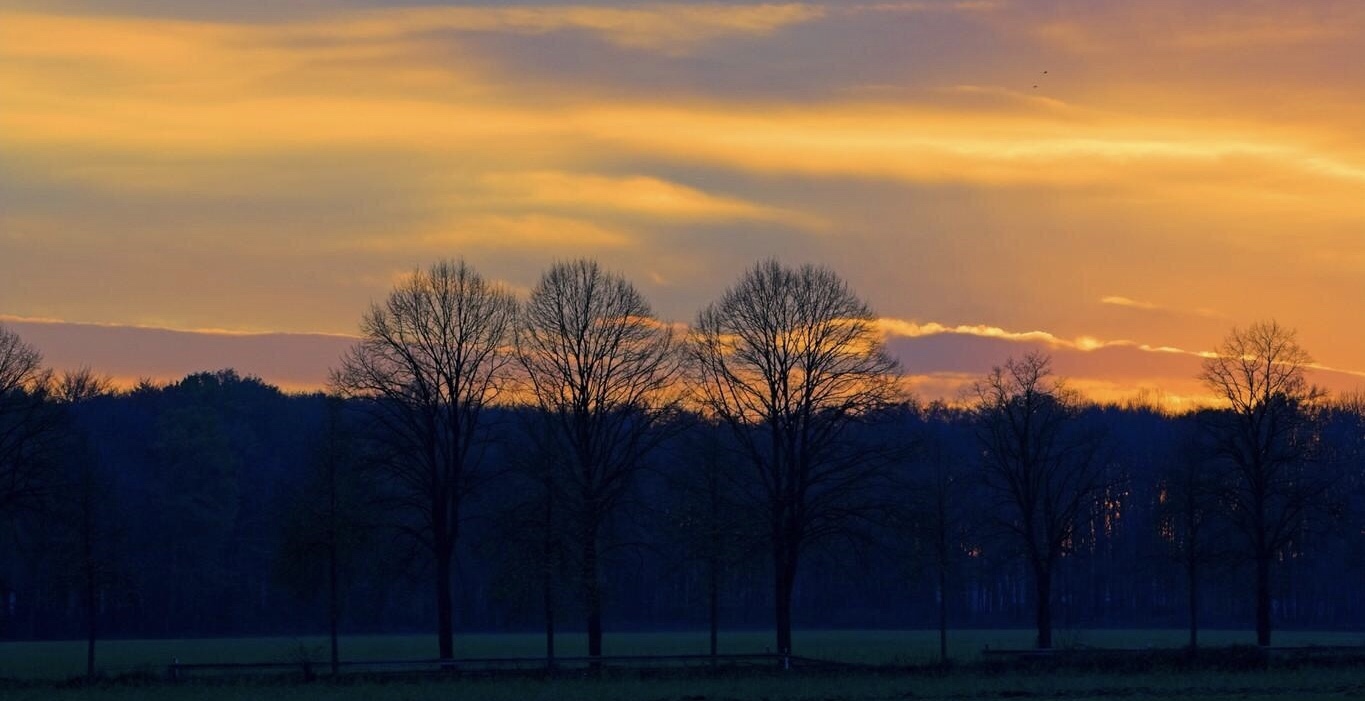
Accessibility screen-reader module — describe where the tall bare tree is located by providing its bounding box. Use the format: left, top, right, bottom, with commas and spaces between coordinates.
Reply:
1154, 418, 1225, 651
1197, 320, 1328, 646
667, 418, 750, 660
52, 368, 116, 679
691, 260, 901, 657
276, 399, 374, 675
904, 402, 977, 665
0, 324, 58, 515
973, 352, 1109, 649
331, 259, 517, 659
517, 259, 680, 660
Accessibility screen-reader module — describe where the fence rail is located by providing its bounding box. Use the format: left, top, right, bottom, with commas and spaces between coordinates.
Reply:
978, 644, 1365, 667
165, 645, 1365, 681
165, 652, 838, 681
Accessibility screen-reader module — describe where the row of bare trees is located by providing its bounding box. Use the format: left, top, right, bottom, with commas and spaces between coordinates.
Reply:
324, 257, 1339, 658
329, 258, 903, 660
960, 321, 1333, 650
0, 261, 1346, 664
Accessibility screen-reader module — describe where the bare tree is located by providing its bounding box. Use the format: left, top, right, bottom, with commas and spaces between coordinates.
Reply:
691, 260, 901, 657
973, 352, 1109, 649
276, 398, 375, 675
904, 402, 977, 665
331, 259, 518, 659
666, 418, 751, 660
483, 416, 569, 668
1197, 320, 1328, 646
0, 324, 58, 515
51, 368, 116, 679
1154, 418, 1225, 651
516, 259, 681, 660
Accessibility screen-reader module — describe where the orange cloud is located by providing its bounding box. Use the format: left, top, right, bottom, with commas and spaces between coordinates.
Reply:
1035, 3, 1363, 54
349, 214, 636, 252
474, 171, 820, 227
877, 318, 1133, 352
1100, 296, 1222, 319
7, 8, 1365, 203
293, 3, 826, 53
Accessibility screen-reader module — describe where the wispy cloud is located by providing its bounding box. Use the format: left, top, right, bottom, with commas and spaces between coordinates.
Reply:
7, 9, 1365, 198
877, 318, 1129, 353
879, 317, 1365, 384
876, 317, 1231, 360
1035, 3, 1363, 54
348, 214, 637, 252
1100, 295, 1222, 318
473, 171, 821, 228
0, 314, 357, 339
843, 1, 1007, 15
296, 3, 829, 53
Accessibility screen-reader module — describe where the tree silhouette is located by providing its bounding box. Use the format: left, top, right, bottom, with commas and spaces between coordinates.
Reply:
902, 402, 978, 664
1154, 417, 1225, 651
516, 259, 681, 661
1197, 320, 1329, 646
665, 418, 751, 659
331, 259, 517, 659
276, 399, 375, 674
0, 324, 59, 515
51, 368, 116, 679
973, 352, 1109, 649
691, 260, 901, 657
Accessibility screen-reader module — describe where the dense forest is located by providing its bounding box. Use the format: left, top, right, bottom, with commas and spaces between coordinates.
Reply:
1, 260, 1362, 659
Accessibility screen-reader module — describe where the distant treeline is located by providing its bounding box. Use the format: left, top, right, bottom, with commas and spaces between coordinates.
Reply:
1, 372, 1362, 641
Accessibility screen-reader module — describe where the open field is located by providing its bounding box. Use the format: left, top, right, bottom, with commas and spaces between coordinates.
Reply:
4, 629, 1365, 681
1, 667, 1365, 701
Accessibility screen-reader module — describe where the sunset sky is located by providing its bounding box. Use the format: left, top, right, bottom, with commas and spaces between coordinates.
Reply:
3, 0, 1363, 405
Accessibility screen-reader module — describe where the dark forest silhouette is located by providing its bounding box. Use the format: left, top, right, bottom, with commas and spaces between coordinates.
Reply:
1, 261, 1362, 677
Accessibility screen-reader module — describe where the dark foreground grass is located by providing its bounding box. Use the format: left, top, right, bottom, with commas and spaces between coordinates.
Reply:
5, 629, 1365, 680
3, 667, 1365, 701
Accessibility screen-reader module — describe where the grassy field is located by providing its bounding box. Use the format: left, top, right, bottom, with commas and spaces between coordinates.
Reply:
3, 628, 1365, 681
0, 667, 1364, 701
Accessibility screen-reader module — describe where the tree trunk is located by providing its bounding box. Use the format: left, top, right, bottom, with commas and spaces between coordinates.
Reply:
328, 457, 341, 676
584, 523, 603, 660
708, 464, 721, 661
1187, 553, 1199, 650
84, 569, 96, 680
938, 563, 949, 664
82, 479, 97, 680
709, 554, 719, 659
435, 546, 454, 659
773, 539, 796, 657
543, 572, 555, 667
328, 537, 340, 675
543, 483, 556, 668
1255, 553, 1272, 646
1034, 562, 1053, 649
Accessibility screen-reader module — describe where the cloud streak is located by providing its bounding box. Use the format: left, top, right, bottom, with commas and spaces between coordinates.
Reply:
1100, 296, 1222, 319
472, 171, 821, 227
294, 3, 828, 53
